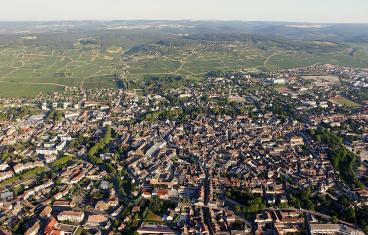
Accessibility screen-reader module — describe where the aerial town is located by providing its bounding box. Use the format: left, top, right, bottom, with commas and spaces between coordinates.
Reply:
0, 64, 367, 235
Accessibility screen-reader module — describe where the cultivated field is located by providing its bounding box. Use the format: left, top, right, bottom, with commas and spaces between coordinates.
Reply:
0, 22, 367, 97
124, 41, 268, 80
124, 39, 368, 82
0, 46, 120, 97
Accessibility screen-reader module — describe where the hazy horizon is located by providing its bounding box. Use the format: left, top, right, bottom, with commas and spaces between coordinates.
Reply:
2, 0, 368, 24
1, 19, 368, 25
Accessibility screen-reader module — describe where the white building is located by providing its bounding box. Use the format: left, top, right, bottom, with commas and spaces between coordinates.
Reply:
63, 102, 71, 109
64, 112, 79, 119
0, 171, 14, 181
56, 140, 67, 151
57, 211, 85, 223
272, 78, 286, 84
36, 149, 58, 156
44, 155, 57, 163
13, 161, 44, 174
0, 163, 9, 171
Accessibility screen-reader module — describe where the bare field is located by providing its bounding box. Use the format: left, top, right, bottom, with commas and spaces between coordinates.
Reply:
302, 75, 341, 86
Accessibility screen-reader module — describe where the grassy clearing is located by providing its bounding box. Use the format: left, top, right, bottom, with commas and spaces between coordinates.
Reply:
330, 96, 361, 108
49, 155, 75, 169
0, 82, 64, 97
144, 211, 163, 224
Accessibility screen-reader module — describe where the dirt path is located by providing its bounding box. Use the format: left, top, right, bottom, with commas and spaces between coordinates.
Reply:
79, 70, 108, 90
0, 80, 68, 87
0, 67, 22, 80
171, 53, 194, 74
56, 54, 81, 73
263, 52, 281, 67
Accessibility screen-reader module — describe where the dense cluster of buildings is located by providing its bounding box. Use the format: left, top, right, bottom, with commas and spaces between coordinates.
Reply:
0, 64, 367, 234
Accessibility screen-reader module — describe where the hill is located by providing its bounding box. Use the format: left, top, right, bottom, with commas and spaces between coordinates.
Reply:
0, 21, 367, 97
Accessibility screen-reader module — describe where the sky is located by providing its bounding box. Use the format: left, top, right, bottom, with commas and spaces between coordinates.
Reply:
1, 0, 368, 23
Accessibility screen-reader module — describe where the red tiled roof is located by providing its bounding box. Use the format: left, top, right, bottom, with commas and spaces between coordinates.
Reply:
44, 218, 57, 235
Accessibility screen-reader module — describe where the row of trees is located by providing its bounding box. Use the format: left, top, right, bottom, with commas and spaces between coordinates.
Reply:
226, 187, 265, 213
47, 109, 63, 122
0, 106, 39, 121
88, 125, 112, 164
86, 126, 137, 201
309, 127, 364, 189
288, 188, 314, 211
315, 194, 357, 223
50, 155, 74, 170
143, 75, 192, 92
144, 108, 183, 122
143, 97, 250, 123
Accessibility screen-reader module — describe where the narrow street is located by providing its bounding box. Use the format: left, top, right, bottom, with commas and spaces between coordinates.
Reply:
202, 165, 215, 235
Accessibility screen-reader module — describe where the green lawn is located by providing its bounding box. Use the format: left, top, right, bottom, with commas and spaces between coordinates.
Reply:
49, 155, 75, 169
331, 96, 362, 108
144, 211, 163, 224
0, 82, 64, 97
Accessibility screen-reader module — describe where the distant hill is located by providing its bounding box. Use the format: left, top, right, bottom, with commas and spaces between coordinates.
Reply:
0, 20, 367, 97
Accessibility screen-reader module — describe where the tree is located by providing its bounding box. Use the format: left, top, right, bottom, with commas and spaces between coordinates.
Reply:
331, 215, 338, 224
346, 207, 356, 221
87, 125, 112, 164
305, 200, 315, 210
106, 163, 117, 175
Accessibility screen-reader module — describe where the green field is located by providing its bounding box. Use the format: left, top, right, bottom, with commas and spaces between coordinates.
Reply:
125, 40, 368, 81
143, 210, 164, 224
0, 23, 367, 97
330, 96, 362, 108
0, 46, 120, 97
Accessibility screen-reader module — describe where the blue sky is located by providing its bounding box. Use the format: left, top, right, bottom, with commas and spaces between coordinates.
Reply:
1, 0, 368, 23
